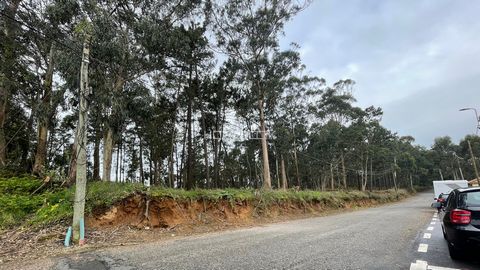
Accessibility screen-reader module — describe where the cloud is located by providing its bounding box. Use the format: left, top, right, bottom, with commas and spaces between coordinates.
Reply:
280, 0, 480, 146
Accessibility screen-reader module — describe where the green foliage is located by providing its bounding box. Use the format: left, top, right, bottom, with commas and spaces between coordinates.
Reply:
0, 195, 44, 228
0, 175, 410, 230
0, 175, 42, 195
31, 189, 73, 225
148, 188, 256, 202
85, 182, 146, 212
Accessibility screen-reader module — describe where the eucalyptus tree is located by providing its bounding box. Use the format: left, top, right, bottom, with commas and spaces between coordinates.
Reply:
26, 0, 80, 175
309, 79, 361, 189
430, 136, 458, 180
213, 0, 309, 189
75, 0, 202, 182
0, 0, 23, 167
272, 74, 324, 188
174, 24, 213, 190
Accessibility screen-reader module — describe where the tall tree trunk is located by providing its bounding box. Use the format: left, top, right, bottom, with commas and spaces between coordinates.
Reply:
168, 120, 176, 188
393, 157, 398, 193
321, 174, 326, 191
139, 135, 144, 184
409, 173, 413, 190
179, 117, 187, 188
185, 95, 194, 189
149, 150, 153, 185
258, 97, 271, 189
168, 144, 174, 188
201, 111, 210, 188
93, 129, 100, 180
102, 129, 113, 181
361, 154, 368, 191
281, 155, 288, 190
364, 155, 369, 191
115, 143, 120, 182
275, 154, 280, 189
121, 139, 125, 183
0, 0, 22, 168
292, 127, 301, 188
370, 158, 373, 191
212, 130, 219, 188
102, 75, 124, 181
330, 162, 334, 190
341, 151, 347, 189
33, 44, 55, 175
21, 95, 36, 170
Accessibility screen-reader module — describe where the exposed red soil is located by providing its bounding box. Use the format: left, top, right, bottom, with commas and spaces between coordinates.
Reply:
87, 195, 256, 229
0, 194, 397, 268
87, 194, 379, 230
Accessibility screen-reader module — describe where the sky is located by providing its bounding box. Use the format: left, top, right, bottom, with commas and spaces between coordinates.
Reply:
279, 0, 480, 147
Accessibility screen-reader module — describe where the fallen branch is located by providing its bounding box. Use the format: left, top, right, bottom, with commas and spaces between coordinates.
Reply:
30, 176, 51, 196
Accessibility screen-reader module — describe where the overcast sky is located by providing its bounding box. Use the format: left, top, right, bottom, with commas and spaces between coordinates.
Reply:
279, 0, 480, 147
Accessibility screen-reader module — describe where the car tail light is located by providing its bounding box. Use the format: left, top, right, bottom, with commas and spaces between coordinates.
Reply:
450, 209, 471, 224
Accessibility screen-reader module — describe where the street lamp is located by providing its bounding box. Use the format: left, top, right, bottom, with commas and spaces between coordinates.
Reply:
459, 108, 480, 135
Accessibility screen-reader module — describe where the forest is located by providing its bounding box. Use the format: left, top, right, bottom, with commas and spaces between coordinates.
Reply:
1, 0, 479, 192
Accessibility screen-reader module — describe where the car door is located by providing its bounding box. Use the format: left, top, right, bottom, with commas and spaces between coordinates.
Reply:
459, 190, 480, 231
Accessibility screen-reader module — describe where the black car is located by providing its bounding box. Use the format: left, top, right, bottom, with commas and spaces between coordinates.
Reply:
440, 187, 480, 259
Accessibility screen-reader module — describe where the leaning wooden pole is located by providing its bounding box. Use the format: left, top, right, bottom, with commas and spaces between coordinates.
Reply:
72, 32, 91, 244
467, 140, 480, 186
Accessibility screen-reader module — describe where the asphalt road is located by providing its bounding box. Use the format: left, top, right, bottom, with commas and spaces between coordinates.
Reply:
37, 192, 480, 269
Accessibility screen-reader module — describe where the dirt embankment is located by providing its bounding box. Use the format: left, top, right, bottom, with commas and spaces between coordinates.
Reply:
1, 191, 408, 265
87, 193, 386, 229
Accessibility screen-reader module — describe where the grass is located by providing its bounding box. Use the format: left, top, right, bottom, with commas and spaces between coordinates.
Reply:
0, 175, 412, 230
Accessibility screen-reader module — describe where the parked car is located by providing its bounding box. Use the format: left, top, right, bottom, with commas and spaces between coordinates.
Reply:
440, 187, 480, 260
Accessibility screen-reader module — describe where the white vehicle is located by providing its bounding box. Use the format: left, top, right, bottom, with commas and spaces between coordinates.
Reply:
432, 180, 468, 199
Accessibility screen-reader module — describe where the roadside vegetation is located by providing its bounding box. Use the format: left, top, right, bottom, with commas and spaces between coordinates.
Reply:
0, 174, 410, 231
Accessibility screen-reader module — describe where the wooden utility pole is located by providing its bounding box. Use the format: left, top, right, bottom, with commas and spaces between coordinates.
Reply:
72, 33, 91, 243
467, 140, 480, 186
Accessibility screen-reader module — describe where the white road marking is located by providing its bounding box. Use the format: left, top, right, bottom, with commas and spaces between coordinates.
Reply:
418, 243, 429, 253
409, 260, 460, 270
423, 233, 431, 239
410, 260, 428, 270
427, 226, 434, 231
433, 213, 438, 217
430, 222, 436, 225
432, 218, 438, 221
428, 266, 460, 270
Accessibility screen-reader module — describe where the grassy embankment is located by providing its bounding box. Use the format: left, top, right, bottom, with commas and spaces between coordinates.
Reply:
0, 174, 413, 231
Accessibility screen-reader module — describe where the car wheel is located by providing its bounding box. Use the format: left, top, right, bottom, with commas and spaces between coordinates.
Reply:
448, 242, 463, 260
442, 226, 447, 240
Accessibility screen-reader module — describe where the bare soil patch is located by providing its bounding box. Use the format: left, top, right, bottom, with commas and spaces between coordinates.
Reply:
0, 193, 399, 267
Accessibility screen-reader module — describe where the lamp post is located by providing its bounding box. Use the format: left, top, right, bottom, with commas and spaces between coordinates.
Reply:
459, 108, 480, 135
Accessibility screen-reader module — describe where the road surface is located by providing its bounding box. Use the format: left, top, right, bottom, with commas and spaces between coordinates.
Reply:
30, 192, 480, 269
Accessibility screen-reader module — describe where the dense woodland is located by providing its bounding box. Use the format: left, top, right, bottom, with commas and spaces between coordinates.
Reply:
1, 0, 479, 191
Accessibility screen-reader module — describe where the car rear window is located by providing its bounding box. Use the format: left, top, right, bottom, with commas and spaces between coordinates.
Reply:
458, 191, 480, 207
